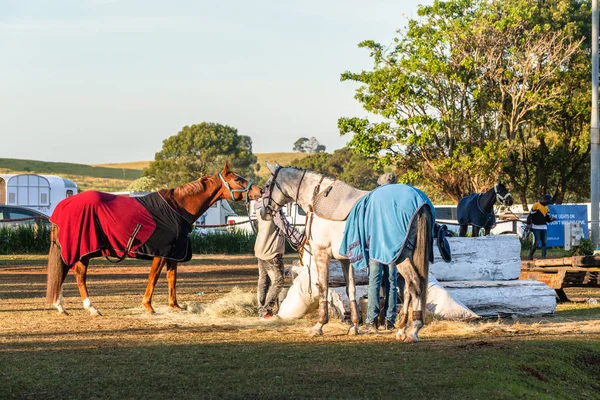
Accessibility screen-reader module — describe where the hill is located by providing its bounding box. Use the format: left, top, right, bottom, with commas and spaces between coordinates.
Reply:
255, 152, 310, 178
93, 153, 311, 179
0, 153, 311, 192
0, 158, 143, 192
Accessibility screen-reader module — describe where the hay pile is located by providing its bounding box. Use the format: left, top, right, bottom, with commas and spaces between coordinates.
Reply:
194, 287, 258, 318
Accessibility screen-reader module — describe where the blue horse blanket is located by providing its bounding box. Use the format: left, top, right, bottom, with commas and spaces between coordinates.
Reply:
339, 184, 435, 270
457, 193, 496, 228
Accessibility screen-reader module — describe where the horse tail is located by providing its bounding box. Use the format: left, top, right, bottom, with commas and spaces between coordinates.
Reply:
46, 225, 69, 304
414, 207, 432, 319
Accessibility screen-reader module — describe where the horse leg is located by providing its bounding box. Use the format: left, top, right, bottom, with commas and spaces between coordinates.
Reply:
310, 247, 330, 337
484, 226, 491, 236
395, 259, 413, 341
459, 225, 467, 237
472, 226, 480, 237
166, 260, 182, 310
342, 260, 359, 335
73, 257, 101, 317
395, 210, 431, 343
142, 257, 167, 314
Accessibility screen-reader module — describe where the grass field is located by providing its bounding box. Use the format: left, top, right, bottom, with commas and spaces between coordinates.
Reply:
2, 153, 309, 193
1, 254, 599, 399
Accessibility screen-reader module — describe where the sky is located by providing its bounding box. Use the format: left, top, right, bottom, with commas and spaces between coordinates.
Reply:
0, 0, 433, 164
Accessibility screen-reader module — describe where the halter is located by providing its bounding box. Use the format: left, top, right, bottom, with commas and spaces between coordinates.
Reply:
494, 184, 512, 205
218, 173, 254, 203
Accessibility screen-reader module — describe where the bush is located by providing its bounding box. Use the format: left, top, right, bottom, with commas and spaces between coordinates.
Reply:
567, 238, 595, 256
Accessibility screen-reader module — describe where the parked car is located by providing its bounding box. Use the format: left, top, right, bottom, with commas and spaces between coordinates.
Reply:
0, 205, 51, 228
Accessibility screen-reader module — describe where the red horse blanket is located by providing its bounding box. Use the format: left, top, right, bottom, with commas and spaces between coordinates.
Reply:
51, 191, 193, 266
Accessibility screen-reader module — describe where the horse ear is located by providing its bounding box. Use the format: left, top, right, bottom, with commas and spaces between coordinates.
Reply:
266, 162, 276, 173
222, 161, 231, 175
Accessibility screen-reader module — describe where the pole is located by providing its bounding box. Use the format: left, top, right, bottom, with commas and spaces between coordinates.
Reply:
591, 0, 599, 247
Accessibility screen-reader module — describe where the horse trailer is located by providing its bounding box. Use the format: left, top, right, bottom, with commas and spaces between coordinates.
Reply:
0, 174, 78, 216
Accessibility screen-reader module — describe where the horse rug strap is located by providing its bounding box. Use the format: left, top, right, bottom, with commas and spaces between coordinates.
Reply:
312, 180, 368, 221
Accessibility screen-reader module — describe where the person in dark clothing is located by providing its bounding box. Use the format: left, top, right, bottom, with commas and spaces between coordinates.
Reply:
526, 194, 556, 260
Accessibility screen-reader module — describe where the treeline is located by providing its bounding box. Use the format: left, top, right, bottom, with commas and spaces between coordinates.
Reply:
339, 0, 592, 207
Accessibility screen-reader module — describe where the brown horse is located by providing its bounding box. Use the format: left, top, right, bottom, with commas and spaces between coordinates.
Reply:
46, 162, 261, 316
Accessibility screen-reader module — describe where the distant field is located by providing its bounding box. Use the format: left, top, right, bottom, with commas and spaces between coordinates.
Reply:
94, 152, 311, 179
93, 161, 151, 170
255, 152, 309, 178
0, 153, 309, 192
0, 158, 142, 180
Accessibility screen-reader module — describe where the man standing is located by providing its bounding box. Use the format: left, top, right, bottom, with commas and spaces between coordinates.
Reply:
527, 194, 556, 260
254, 204, 285, 320
365, 172, 400, 333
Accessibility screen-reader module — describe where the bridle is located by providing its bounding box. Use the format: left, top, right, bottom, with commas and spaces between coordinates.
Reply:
262, 166, 308, 218
494, 184, 512, 205
219, 172, 254, 204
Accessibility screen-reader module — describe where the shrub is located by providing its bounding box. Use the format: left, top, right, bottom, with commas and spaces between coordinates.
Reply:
0, 223, 51, 254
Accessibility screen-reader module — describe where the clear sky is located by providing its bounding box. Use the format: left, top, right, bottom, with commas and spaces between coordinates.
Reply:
1, 0, 432, 164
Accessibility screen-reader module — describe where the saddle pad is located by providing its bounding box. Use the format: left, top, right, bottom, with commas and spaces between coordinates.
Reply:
457, 193, 496, 228
51, 191, 156, 266
313, 180, 368, 221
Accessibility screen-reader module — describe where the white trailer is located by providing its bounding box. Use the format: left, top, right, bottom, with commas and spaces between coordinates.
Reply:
0, 174, 78, 216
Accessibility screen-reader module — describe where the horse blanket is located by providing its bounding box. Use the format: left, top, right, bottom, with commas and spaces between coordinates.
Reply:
51, 191, 193, 266
457, 193, 496, 228
313, 180, 368, 221
339, 184, 436, 270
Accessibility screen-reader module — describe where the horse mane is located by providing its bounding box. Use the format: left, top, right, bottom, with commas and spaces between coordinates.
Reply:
174, 175, 213, 197
281, 165, 336, 182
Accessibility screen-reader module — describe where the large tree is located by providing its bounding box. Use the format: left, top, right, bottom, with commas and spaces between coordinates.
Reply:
144, 122, 257, 188
339, 0, 589, 206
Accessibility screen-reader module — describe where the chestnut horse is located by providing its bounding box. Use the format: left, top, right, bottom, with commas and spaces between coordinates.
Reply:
46, 162, 261, 316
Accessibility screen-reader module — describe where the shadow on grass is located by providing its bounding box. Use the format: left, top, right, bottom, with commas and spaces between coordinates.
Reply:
0, 337, 599, 399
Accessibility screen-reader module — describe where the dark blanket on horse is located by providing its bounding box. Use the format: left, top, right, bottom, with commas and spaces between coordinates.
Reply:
51, 191, 193, 266
457, 193, 496, 228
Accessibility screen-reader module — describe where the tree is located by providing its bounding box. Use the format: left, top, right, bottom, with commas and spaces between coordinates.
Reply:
293, 137, 309, 152
291, 147, 383, 190
293, 136, 326, 153
338, 0, 589, 205
144, 122, 257, 188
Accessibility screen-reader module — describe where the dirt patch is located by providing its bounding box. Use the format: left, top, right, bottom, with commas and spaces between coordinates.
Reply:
520, 366, 548, 381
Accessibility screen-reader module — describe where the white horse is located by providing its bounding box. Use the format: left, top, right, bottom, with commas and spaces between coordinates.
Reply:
260, 164, 433, 342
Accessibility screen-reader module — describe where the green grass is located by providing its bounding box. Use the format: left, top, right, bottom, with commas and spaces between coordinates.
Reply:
1, 338, 599, 399
0, 158, 142, 180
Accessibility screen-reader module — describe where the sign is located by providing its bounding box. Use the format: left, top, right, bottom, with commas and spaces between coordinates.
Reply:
545, 205, 588, 247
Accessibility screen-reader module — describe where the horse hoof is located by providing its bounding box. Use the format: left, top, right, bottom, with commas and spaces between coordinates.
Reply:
309, 328, 323, 337
347, 325, 359, 336
143, 304, 155, 314
90, 310, 102, 318
170, 305, 183, 311
58, 310, 69, 317
403, 335, 419, 343
395, 332, 406, 341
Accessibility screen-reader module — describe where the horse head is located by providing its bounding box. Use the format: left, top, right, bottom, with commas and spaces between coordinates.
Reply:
494, 182, 513, 206
218, 161, 262, 203
259, 162, 294, 221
